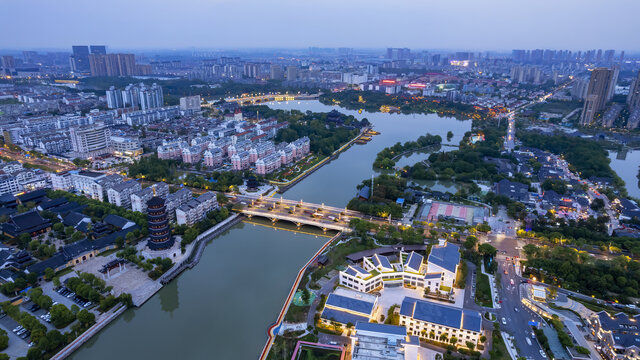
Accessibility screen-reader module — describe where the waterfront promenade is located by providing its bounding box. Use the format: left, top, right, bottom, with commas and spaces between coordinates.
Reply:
258, 232, 342, 360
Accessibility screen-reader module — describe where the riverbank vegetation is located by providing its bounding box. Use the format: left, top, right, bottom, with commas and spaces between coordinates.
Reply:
320, 90, 495, 120
347, 175, 406, 218
373, 133, 442, 169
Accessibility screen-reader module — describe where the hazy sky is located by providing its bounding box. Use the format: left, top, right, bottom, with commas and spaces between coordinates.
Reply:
2, 0, 639, 51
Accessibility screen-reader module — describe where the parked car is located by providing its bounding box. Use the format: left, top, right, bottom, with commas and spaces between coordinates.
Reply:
502, 317, 507, 325
540, 350, 547, 358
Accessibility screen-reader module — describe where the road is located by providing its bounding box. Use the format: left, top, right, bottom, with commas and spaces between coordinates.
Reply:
495, 256, 546, 360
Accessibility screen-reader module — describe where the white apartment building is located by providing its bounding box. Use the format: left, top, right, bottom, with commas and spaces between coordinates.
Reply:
0, 174, 20, 195
175, 192, 218, 225
131, 183, 169, 213
50, 171, 74, 191
69, 123, 112, 159
107, 180, 141, 209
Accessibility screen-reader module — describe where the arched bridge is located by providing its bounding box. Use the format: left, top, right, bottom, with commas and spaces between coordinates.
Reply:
231, 194, 361, 232
221, 93, 319, 105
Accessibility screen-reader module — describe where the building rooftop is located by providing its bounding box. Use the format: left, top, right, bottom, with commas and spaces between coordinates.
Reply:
400, 297, 482, 333
355, 321, 407, 336
428, 242, 461, 273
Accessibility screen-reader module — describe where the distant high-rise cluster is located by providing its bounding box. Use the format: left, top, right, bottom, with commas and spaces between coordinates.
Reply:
511, 48, 623, 65
70, 45, 151, 76
386, 48, 411, 60
105, 83, 164, 110
579, 67, 619, 126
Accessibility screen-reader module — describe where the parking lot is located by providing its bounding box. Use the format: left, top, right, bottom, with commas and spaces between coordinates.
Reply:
0, 313, 30, 357
41, 281, 92, 311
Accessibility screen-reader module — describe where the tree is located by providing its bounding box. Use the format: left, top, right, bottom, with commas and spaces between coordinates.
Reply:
52, 223, 64, 233
466, 341, 475, 351
53, 277, 61, 288
115, 236, 124, 248
44, 268, 55, 281
450, 336, 457, 344
17, 233, 31, 249
301, 288, 311, 305
77, 309, 95, 326
0, 329, 7, 350
478, 243, 497, 257
125, 232, 135, 243
71, 231, 84, 242
463, 236, 478, 250
49, 304, 75, 329
64, 226, 75, 237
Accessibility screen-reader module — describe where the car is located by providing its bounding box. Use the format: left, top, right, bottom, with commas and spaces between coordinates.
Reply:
30, 305, 40, 312
52, 302, 58, 306
526, 337, 532, 346
20, 331, 30, 339
531, 331, 536, 338
83, 302, 92, 308
514, 307, 519, 312
540, 350, 547, 358
17, 329, 27, 336
12, 326, 22, 333
504, 270, 508, 274
502, 317, 507, 325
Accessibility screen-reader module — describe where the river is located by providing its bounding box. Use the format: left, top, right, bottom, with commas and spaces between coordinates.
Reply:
71, 100, 471, 360
608, 150, 640, 199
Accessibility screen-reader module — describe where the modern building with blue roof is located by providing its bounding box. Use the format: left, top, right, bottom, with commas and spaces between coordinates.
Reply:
339, 248, 458, 296
427, 241, 461, 293
399, 297, 483, 346
319, 288, 378, 329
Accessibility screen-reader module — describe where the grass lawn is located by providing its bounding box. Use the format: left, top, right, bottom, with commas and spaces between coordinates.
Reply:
475, 273, 493, 307
54, 267, 75, 277
298, 347, 342, 360
455, 261, 468, 289
310, 238, 377, 282
284, 304, 309, 323
270, 155, 327, 183
530, 100, 582, 117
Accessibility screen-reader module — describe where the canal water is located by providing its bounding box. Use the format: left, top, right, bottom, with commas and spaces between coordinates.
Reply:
71, 100, 471, 360
268, 100, 472, 206
608, 150, 640, 199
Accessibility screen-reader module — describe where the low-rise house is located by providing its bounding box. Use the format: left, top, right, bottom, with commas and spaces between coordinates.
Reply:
495, 179, 531, 203
0, 210, 51, 238
590, 311, 640, 360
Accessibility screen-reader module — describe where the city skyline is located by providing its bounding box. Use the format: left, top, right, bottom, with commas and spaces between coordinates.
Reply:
1, 0, 639, 51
